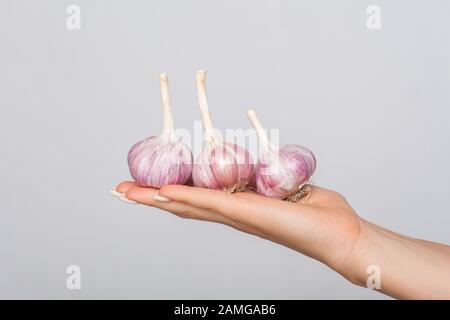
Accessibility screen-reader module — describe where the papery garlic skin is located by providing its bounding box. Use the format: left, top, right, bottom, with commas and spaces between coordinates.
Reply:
128, 135, 193, 188
255, 145, 316, 199
192, 142, 254, 191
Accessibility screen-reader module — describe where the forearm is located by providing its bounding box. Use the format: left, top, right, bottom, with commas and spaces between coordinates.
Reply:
345, 219, 450, 299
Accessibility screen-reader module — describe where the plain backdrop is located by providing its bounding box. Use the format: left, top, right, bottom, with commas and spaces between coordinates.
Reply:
0, 0, 449, 299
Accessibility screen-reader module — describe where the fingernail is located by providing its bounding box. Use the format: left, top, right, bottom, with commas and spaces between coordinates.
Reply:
109, 189, 124, 198
153, 195, 171, 202
118, 196, 139, 205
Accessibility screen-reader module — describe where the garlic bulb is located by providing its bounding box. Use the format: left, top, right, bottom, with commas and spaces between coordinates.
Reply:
127, 74, 193, 188
247, 109, 316, 200
192, 70, 254, 192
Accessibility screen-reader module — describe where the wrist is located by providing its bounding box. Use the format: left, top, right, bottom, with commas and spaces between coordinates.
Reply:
333, 218, 381, 287
335, 219, 450, 299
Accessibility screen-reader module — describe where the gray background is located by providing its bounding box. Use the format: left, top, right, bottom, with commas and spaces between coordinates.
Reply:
1, 0, 449, 299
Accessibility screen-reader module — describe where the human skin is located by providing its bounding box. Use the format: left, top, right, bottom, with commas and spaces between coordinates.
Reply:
112, 181, 450, 299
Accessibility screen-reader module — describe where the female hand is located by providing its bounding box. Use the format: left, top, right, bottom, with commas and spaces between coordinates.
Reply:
111, 182, 450, 299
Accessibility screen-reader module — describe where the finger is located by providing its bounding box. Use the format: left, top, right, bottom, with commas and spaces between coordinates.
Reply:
124, 186, 254, 232
109, 181, 140, 204
159, 184, 334, 251
158, 185, 301, 230
113, 181, 239, 225
114, 181, 138, 193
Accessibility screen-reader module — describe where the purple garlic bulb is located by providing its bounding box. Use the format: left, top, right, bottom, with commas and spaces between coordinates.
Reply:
193, 142, 254, 192
192, 70, 254, 192
127, 74, 193, 188
247, 109, 316, 199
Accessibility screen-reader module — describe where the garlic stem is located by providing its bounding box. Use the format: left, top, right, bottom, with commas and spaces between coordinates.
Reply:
196, 70, 215, 142
159, 73, 175, 135
247, 108, 273, 151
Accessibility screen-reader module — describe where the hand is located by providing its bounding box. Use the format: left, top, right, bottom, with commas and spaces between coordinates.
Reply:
112, 182, 363, 281
112, 181, 450, 299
